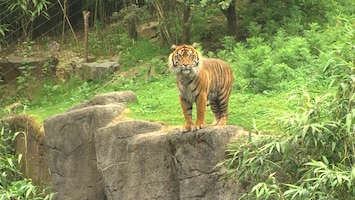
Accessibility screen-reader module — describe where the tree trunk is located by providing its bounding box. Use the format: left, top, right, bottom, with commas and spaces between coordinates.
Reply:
221, 1, 238, 37
123, 0, 137, 41
127, 18, 137, 40
181, 2, 191, 44
94, 0, 98, 25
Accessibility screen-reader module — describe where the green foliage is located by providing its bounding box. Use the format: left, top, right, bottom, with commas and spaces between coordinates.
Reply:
0, 126, 54, 199
0, 24, 10, 44
4, 0, 50, 40
118, 40, 170, 70
221, 20, 346, 93
239, 0, 337, 38
6, 0, 50, 19
219, 23, 355, 198
17, 63, 35, 90
41, 56, 56, 77
225, 36, 296, 92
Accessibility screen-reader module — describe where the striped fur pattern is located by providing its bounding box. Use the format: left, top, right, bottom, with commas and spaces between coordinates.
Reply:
169, 43, 234, 132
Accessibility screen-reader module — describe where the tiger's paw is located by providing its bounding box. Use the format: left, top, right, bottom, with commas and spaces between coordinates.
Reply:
181, 123, 205, 132
192, 123, 204, 131
211, 117, 227, 126
211, 118, 219, 126
181, 124, 193, 133
217, 117, 227, 125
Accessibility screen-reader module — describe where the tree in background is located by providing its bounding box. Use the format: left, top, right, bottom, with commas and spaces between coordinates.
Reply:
199, 0, 238, 37
181, 0, 191, 44
219, 0, 237, 37
4, 0, 51, 41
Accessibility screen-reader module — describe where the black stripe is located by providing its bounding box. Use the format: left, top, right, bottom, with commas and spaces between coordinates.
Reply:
191, 86, 198, 94
172, 55, 177, 66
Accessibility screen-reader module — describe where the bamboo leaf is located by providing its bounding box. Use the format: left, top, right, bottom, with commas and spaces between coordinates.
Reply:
351, 166, 355, 180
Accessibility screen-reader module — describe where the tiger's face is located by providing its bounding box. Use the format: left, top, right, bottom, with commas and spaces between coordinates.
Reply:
169, 43, 201, 77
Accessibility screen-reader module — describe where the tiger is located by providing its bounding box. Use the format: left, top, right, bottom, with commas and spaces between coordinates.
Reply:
168, 43, 234, 132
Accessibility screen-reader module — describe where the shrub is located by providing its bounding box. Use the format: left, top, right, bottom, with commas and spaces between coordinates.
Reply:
273, 31, 312, 69
0, 125, 55, 199
219, 38, 355, 199
228, 37, 295, 92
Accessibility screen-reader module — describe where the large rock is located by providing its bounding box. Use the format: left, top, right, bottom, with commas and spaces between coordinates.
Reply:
95, 124, 243, 200
75, 59, 119, 81
44, 91, 245, 200
68, 91, 137, 111
44, 104, 125, 200
0, 53, 58, 83
94, 120, 165, 199
137, 22, 159, 40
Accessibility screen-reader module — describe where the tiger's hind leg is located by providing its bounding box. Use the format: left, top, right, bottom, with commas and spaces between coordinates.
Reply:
209, 93, 231, 126
209, 99, 222, 125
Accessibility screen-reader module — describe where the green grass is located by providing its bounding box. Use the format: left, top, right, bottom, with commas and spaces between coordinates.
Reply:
26, 79, 97, 121
22, 69, 292, 134
105, 72, 294, 132
129, 78, 292, 132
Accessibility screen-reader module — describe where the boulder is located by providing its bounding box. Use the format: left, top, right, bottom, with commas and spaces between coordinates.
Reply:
44, 104, 125, 200
95, 124, 243, 200
0, 54, 58, 84
75, 59, 119, 81
68, 91, 137, 111
94, 120, 165, 199
137, 22, 159, 40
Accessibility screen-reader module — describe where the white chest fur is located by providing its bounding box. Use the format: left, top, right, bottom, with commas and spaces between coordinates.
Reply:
178, 77, 197, 103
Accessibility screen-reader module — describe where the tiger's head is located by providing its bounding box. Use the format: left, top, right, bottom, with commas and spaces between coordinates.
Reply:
169, 43, 201, 77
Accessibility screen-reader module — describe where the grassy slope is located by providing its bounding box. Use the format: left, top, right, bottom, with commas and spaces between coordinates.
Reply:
24, 64, 291, 133
129, 78, 292, 132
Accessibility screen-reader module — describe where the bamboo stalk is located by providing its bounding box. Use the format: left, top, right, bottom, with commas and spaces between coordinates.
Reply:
61, 0, 67, 44
152, 0, 173, 45
57, 0, 78, 42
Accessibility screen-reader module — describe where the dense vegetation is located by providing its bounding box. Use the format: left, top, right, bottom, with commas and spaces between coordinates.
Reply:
0, 126, 54, 199
1, 0, 355, 199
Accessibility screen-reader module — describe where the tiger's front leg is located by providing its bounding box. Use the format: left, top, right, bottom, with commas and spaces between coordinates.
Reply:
179, 97, 193, 132
194, 92, 207, 131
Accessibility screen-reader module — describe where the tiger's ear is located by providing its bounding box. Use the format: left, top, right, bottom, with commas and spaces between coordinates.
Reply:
192, 43, 198, 49
171, 44, 177, 51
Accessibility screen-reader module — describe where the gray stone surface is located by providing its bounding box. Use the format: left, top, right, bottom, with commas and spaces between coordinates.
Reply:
95, 124, 243, 200
75, 59, 119, 81
137, 22, 159, 40
44, 104, 124, 200
0, 54, 57, 83
68, 91, 136, 111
